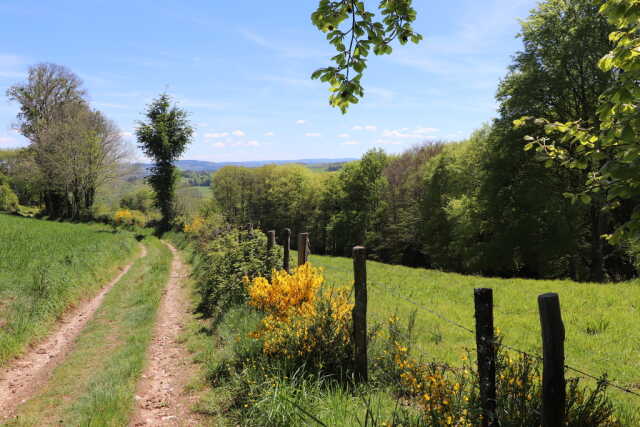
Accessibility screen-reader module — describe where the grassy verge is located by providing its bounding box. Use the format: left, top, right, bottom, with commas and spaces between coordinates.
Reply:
0, 214, 137, 366
5, 237, 172, 426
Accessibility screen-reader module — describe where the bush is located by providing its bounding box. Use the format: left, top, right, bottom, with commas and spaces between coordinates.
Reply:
193, 228, 281, 320
0, 179, 19, 213
113, 208, 147, 229
365, 315, 622, 426
246, 264, 354, 378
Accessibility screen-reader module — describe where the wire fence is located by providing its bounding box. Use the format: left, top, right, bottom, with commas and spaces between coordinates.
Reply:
309, 257, 640, 400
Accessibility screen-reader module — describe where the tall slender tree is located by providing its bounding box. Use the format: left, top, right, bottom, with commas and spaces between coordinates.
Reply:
136, 94, 193, 231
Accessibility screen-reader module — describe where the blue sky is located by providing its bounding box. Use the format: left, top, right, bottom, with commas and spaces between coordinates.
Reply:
0, 0, 538, 162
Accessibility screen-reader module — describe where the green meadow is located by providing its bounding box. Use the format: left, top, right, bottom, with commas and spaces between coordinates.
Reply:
0, 213, 137, 366
304, 252, 640, 419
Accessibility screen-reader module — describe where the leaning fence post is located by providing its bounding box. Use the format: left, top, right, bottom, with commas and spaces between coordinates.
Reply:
474, 288, 498, 427
352, 246, 368, 382
297, 232, 309, 266
266, 230, 276, 252
538, 293, 565, 427
283, 228, 291, 272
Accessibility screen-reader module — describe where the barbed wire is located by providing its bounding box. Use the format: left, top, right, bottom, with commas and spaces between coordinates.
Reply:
315, 261, 640, 399
367, 280, 475, 335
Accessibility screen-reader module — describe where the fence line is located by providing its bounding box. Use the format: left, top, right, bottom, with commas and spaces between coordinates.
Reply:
259, 228, 640, 408
371, 277, 640, 399
317, 259, 640, 399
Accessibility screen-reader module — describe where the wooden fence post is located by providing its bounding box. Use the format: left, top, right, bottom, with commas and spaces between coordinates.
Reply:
283, 228, 291, 272
266, 230, 276, 252
297, 232, 309, 266
538, 293, 565, 427
474, 288, 498, 427
352, 246, 368, 382
247, 223, 254, 239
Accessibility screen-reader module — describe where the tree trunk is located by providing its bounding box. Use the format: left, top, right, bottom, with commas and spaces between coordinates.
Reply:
589, 205, 605, 282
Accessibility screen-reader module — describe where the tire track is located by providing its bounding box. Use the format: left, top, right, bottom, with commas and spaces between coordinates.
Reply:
0, 243, 148, 419
130, 241, 202, 426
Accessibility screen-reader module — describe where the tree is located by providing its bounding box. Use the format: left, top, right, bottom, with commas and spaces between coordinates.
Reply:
7, 64, 128, 218
522, 0, 640, 247
7, 63, 86, 143
479, 0, 623, 281
324, 149, 388, 254
312, 0, 422, 113
136, 94, 193, 230
37, 103, 128, 218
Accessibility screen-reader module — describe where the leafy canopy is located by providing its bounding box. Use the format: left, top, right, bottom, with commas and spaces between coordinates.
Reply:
517, 0, 640, 243
312, 0, 422, 113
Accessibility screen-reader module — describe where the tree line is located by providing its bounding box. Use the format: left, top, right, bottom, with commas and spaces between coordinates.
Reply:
209, 0, 639, 282
2, 64, 129, 219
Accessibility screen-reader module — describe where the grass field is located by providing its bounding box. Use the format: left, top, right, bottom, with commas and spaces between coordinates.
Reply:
178, 185, 212, 200
0, 214, 137, 366
304, 252, 640, 420
6, 237, 172, 426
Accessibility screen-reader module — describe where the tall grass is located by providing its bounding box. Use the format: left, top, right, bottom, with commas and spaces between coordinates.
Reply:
6, 237, 172, 426
0, 214, 137, 366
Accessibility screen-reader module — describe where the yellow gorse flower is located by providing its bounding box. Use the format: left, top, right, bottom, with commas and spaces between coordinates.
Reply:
246, 263, 354, 358
183, 215, 205, 233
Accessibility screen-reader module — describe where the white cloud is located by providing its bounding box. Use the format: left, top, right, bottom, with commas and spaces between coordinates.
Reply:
247, 140, 260, 147
305, 132, 321, 137
374, 139, 404, 145
342, 140, 360, 145
213, 142, 225, 148
264, 131, 275, 137
296, 120, 306, 125
232, 130, 246, 137
381, 127, 440, 139
338, 133, 350, 138
205, 132, 229, 138
119, 131, 133, 138
352, 125, 377, 132
0, 137, 16, 145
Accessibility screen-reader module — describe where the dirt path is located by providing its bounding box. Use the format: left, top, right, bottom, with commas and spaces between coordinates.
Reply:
0, 243, 148, 419
130, 242, 203, 426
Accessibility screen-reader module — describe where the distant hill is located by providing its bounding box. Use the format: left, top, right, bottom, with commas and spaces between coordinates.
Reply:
135, 158, 356, 173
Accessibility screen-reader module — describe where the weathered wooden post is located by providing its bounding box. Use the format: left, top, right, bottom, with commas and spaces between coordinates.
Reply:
283, 228, 291, 272
297, 232, 309, 266
538, 293, 565, 427
247, 223, 254, 239
352, 246, 368, 382
474, 288, 498, 427
266, 230, 276, 252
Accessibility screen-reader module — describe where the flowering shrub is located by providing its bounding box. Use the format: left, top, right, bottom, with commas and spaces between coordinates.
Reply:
193, 229, 281, 320
246, 264, 354, 377
113, 208, 146, 229
247, 264, 323, 319
370, 315, 621, 426
183, 215, 205, 234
